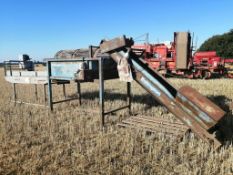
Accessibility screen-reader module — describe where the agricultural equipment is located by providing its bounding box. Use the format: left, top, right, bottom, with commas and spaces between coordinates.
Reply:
224, 58, 233, 77
132, 32, 225, 79
4, 35, 226, 149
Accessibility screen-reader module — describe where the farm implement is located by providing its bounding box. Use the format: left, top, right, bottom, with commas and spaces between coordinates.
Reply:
4, 36, 226, 149
132, 33, 233, 79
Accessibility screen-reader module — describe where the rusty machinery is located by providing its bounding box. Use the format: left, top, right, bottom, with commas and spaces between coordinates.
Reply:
4, 36, 226, 149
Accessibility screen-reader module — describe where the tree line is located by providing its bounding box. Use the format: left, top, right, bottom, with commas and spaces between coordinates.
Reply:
198, 29, 233, 58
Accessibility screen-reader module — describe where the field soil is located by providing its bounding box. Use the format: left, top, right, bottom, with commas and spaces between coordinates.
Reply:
0, 68, 233, 174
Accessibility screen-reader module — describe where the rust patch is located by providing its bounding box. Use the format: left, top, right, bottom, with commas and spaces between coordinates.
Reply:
178, 86, 225, 122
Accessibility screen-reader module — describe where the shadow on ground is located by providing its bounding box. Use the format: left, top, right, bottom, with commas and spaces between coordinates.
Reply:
70, 90, 161, 109
69, 91, 233, 145
208, 95, 233, 145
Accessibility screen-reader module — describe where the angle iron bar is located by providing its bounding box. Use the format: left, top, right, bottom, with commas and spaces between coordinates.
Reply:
11, 100, 48, 107
52, 97, 80, 105
104, 105, 130, 115
47, 58, 97, 62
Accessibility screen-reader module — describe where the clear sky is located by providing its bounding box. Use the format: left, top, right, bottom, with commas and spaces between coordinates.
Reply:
0, 0, 232, 61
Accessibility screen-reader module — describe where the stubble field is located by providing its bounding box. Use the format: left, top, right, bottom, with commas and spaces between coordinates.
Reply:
0, 67, 233, 175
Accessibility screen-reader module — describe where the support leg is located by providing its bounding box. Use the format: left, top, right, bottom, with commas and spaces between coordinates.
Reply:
35, 84, 38, 101
12, 83, 16, 105
44, 84, 47, 103
77, 82, 81, 105
99, 58, 105, 128
63, 84, 66, 99
127, 82, 132, 115
47, 62, 53, 111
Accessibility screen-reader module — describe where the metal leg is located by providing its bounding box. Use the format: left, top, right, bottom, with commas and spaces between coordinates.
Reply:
47, 62, 53, 111
99, 58, 105, 128
127, 82, 131, 115
44, 84, 47, 103
12, 83, 16, 105
77, 82, 81, 105
35, 84, 38, 101
63, 84, 66, 99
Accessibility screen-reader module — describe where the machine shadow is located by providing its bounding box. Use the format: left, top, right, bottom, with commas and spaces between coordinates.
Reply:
208, 95, 233, 146
69, 90, 161, 109
69, 91, 233, 145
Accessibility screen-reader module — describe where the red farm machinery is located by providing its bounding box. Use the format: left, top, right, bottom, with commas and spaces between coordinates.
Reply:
132, 32, 226, 79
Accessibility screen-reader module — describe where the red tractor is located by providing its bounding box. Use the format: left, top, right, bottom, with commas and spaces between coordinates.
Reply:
132, 32, 225, 79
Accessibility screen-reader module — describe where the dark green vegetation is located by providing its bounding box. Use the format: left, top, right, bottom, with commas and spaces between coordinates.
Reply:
198, 29, 233, 58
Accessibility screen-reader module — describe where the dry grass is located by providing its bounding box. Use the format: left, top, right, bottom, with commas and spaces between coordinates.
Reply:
0, 68, 233, 175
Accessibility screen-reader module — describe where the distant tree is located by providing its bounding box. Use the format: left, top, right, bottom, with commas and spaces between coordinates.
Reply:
198, 29, 233, 58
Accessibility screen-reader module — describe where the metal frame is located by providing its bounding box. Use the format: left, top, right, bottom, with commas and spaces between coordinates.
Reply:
4, 60, 46, 106
47, 58, 89, 111
10, 83, 48, 107
98, 57, 131, 128
5, 58, 131, 127
47, 57, 131, 128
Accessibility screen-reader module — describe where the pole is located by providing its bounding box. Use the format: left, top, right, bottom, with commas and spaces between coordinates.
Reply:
63, 84, 66, 99
127, 82, 131, 115
12, 83, 16, 105
77, 82, 81, 105
44, 84, 47, 103
35, 84, 38, 101
99, 58, 105, 128
47, 61, 53, 111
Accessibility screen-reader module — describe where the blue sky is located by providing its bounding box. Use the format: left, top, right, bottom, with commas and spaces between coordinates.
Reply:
0, 0, 232, 61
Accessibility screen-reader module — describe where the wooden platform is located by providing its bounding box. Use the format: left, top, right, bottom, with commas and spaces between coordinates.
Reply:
118, 116, 190, 138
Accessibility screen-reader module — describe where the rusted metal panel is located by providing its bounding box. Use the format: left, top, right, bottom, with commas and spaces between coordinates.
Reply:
178, 86, 225, 124
175, 32, 191, 69
100, 36, 134, 54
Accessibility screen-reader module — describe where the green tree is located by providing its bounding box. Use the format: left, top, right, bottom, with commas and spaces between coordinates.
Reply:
198, 29, 233, 58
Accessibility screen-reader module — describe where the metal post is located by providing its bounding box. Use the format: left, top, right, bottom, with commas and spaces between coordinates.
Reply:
10, 62, 12, 76
35, 84, 38, 101
62, 84, 66, 99
77, 82, 81, 105
99, 58, 105, 128
44, 84, 47, 103
34, 72, 38, 101
127, 82, 132, 115
4, 62, 7, 76
89, 45, 93, 58
12, 83, 16, 105
47, 61, 53, 111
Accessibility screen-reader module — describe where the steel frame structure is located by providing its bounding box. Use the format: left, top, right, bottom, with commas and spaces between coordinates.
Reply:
47, 57, 131, 128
